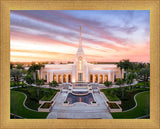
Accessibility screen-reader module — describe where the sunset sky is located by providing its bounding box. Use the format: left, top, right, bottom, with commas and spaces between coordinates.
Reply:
10, 10, 150, 63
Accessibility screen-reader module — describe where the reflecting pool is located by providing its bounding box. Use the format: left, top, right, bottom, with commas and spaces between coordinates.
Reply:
66, 93, 95, 104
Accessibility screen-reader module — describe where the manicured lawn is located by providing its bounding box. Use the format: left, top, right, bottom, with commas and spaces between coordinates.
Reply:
10, 91, 48, 119
12, 86, 59, 110
119, 88, 149, 111
111, 91, 150, 119
100, 89, 120, 101
101, 87, 149, 111
40, 90, 58, 101
135, 81, 150, 87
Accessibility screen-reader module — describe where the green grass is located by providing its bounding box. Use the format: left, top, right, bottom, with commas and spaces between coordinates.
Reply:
40, 90, 58, 101
101, 87, 149, 111
10, 91, 48, 119
100, 89, 120, 101
111, 91, 150, 119
119, 88, 149, 111
135, 81, 150, 87
12, 86, 59, 110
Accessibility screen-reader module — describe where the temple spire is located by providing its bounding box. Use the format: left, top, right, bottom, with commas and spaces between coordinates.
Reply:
79, 26, 82, 48
76, 26, 85, 59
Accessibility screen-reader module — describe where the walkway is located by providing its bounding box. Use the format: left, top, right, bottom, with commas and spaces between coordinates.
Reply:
47, 93, 113, 119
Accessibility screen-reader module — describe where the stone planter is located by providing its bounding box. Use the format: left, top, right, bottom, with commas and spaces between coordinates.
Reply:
38, 101, 55, 112
107, 101, 122, 112
90, 101, 98, 106
107, 100, 121, 105
108, 106, 122, 112
63, 101, 69, 106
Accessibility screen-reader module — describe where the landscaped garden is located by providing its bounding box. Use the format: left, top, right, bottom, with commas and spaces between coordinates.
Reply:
101, 86, 149, 111
11, 86, 59, 110
101, 88, 120, 101
10, 91, 49, 119
111, 91, 150, 118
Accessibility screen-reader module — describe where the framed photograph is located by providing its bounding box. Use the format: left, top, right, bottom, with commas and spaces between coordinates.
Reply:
0, 0, 159, 129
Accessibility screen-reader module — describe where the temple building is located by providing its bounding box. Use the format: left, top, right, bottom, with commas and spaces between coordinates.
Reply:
38, 27, 123, 84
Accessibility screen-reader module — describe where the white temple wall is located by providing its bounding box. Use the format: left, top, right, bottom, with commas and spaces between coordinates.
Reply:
72, 64, 76, 82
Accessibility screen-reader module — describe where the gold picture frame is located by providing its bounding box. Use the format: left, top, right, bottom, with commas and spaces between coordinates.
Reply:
0, 0, 159, 128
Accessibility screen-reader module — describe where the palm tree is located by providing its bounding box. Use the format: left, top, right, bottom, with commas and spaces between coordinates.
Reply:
10, 69, 22, 88
116, 61, 123, 79
37, 62, 44, 80
116, 79, 124, 98
16, 64, 24, 70
126, 73, 137, 89
138, 67, 150, 88
28, 62, 44, 82
137, 62, 146, 69
24, 74, 34, 85
122, 59, 133, 77
117, 59, 133, 79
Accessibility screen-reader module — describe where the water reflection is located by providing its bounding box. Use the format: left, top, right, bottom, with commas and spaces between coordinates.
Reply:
66, 93, 95, 104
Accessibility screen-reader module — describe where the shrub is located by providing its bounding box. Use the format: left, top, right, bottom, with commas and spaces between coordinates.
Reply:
12, 86, 59, 110
104, 80, 112, 87
41, 102, 53, 108
64, 101, 68, 103
49, 81, 58, 87
115, 79, 124, 85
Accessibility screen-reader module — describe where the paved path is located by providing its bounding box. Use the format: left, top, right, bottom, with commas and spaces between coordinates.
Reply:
47, 93, 113, 119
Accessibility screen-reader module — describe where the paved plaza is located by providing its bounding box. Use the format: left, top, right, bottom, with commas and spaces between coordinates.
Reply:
47, 92, 113, 119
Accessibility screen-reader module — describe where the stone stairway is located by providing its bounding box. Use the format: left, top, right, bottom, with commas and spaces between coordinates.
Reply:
47, 92, 113, 119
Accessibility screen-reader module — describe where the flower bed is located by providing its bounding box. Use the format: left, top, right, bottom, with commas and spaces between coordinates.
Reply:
107, 102, 119, 109
107, 101, 122, 112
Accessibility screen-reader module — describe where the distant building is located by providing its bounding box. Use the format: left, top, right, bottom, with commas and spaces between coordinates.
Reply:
38, 27, 123, 83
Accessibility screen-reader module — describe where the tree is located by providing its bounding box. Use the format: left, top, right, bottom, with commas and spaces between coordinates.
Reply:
117, 59, 133, 79
126, 73, 137, 89
10, 63, 14, 69
49, 81, 58, 87
137, 63, 146, 69
104, 80, 112, 87
116, 61, 123, 79
115, 79, 125, 98
16, 64, 24, 70
121, 59, 133, 77
36, 79, 45, 87
24, 74, 34, 85
10, 69, 22, 88
138, 67, 150, 88
28, 62, 44, 82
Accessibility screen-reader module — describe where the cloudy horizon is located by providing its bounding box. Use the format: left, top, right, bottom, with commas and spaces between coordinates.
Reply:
10, 10, 150, 63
